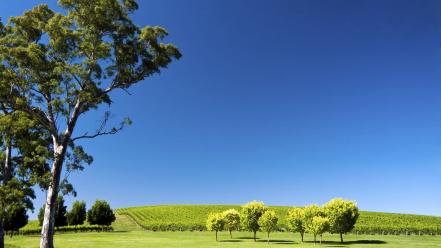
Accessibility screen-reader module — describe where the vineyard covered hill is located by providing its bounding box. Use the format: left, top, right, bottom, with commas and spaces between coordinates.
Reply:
116, 205, 441, 235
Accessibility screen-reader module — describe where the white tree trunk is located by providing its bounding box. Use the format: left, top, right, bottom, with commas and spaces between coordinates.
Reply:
40, 145, 66, 248
0, 139, 11, 248
41, 99, 81, 248
3, 141, 11, 182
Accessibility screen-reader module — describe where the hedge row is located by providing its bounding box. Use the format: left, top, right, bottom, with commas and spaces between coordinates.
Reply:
17, 225, 113, 236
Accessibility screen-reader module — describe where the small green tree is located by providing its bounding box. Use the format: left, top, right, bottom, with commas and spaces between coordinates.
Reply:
38, 207, 45, 227
87, 200, 116, 228
241, 201, 267, 241
287, 207, 306, 242
258, 210, 278, 243
4, 206, 28, 237
307, 216, 329, 245
303, 204, 324, 242
38, 196, 68, 228
323, 198, 359, 243
206, 213, 224, 241
67, 201, 86, 226
222, 209, 240, 239
54, 196, 68, 229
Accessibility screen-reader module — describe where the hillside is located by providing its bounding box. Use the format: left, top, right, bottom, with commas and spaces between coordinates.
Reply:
116, 205, 441, 235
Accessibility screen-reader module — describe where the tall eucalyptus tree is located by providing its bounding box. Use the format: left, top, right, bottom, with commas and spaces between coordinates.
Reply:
0, 1, 181, 247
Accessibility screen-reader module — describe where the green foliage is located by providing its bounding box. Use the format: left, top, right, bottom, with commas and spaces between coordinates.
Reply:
258, 210, 278, 242
67, 201, 86, 226
55, 196, 68, 228
308, 216, 330, 243
206, 213, 224, 241
206, 213, 224, 231
18, 224, 113, 236
222, 209, 240, 238
286, 207, 306, 241
38, 196, 69, 228
38, 206, 44, 226
0, 178, 34, 239
4, 206, 28, 232
87, 200, 116, 226
323, 198, 359, 242
240, 201, 267, 240
303, 204, 324, 233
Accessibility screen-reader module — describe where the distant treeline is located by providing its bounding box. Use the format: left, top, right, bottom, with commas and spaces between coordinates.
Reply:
14, 198, 116, 236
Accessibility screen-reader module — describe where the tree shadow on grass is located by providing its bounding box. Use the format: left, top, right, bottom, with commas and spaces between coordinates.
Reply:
5, 245, 21, 248
257, 239, 296, 244
219, 239, 243, 242
237, 236, 261, 240
348, 240, 387, 244
303, 240, 387, 246
224, 238, 296, 245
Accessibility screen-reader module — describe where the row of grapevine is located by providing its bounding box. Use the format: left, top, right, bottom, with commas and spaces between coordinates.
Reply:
116, 205, 441, 235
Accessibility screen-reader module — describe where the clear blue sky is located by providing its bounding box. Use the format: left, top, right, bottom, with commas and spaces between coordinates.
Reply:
3, 0, 441, 218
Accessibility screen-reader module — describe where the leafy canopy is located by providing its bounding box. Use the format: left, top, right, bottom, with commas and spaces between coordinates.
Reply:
3, 206, 28, 232
54, 195, 68, 228
303, 204, 324, 232
87, 200, 115, 226
222, 209, 240, 232
0, 0, 181, 196
67, 201, 86, 226
308, 216, 330, 237
287, 207, 306, 234
206, 213, 224, 232
323, 198, 359, 234
258, 210, 278, 233
240, 201, 267, 233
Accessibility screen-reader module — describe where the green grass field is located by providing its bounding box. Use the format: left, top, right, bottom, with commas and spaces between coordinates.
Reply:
6, 232, 441, 248
8, 205, 441, 247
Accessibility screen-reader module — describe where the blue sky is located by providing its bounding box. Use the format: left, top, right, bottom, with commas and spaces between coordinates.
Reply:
3, 0, 441, 218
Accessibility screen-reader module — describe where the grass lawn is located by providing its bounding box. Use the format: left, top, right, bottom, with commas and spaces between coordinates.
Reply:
5, 231, 441, 248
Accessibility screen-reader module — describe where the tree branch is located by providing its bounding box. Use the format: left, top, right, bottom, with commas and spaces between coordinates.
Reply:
71, 111, 127, 141
70, 126, 123, 141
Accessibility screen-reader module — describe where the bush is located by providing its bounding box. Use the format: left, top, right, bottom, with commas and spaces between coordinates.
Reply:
87, 200, 116, 227
18, 225, 113, 236
68, 201, 86, 226
4, 206, 28, 235
55, 196, 68, 228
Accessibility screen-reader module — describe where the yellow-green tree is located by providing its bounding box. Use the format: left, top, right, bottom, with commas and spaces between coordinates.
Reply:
286, 207, 306, 242
323, 198, 359, 243
240, 201, 267, 241
222, 209, 240, 239
308, 216, 329, 245
206, 213, 224, 241
258, 210, 278, 243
